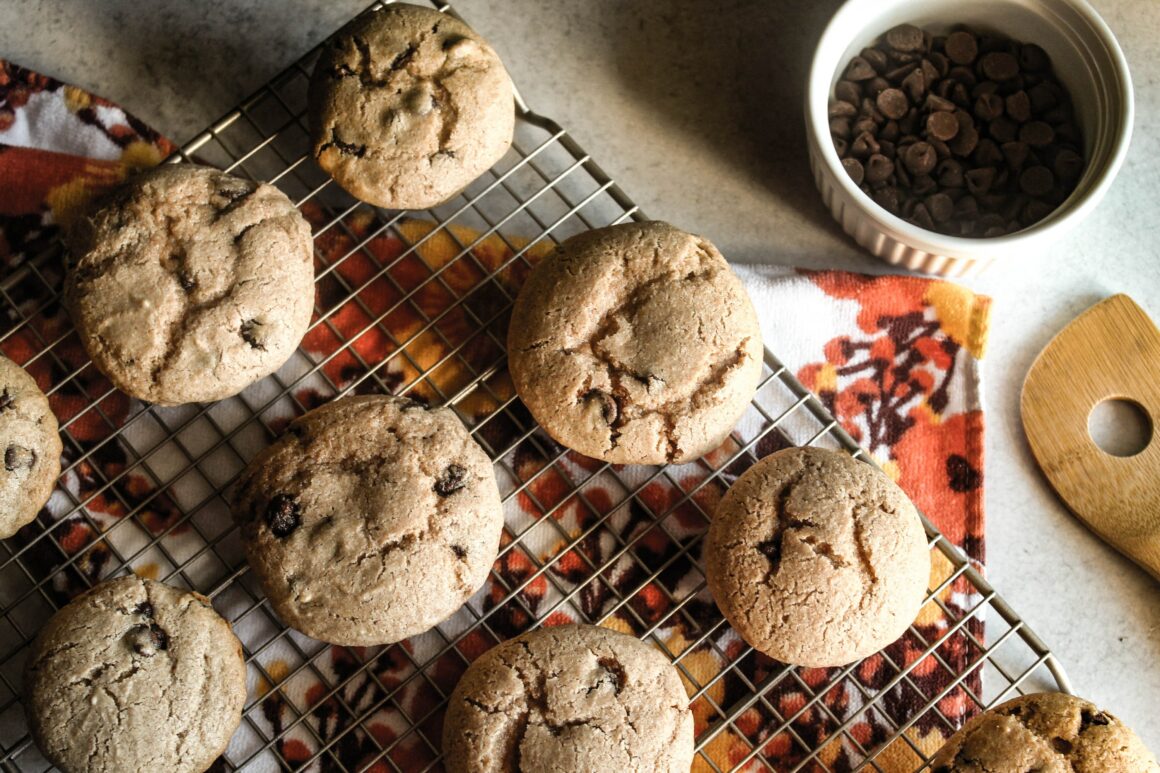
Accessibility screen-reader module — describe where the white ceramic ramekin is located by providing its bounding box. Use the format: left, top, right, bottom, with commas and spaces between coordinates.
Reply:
806, 0, 1133, 277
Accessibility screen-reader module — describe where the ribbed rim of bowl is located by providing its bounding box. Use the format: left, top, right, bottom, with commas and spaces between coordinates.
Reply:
807, 0, 1135, 261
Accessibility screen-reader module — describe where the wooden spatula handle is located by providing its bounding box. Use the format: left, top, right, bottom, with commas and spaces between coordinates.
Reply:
1021, 294, 1160, 581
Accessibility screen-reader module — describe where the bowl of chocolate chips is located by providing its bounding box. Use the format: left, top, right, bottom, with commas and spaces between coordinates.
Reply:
806, 0, 1132, 276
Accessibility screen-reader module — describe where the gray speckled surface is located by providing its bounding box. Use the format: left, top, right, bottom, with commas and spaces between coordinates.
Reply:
2, 0, 1157, 755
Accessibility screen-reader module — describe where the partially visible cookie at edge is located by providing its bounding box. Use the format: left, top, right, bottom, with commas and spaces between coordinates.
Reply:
24, 575, 247, 773
507, 220, 763, 465
64, 164, 315, 406
0, 355, 62, 538
930, 692, 1159, 772
704, 446, 930, 667
442, 624, 694, 772
232, 394, 504, 646
309, 3, 515, 209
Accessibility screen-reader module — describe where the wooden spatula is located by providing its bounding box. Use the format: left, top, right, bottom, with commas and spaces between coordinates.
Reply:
1021, 294, 1160, 582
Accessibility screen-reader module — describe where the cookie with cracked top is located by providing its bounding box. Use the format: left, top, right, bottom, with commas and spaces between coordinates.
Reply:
308, 3, 514, 209
929, 692, 1159, 772
442, 624, 694, 772
704, 446, 930, 667
64, 164, 315, 406
0, 355, 62, 538
507, 220, 763, 465
232, 394, 504, 645
24, 575, 246, 773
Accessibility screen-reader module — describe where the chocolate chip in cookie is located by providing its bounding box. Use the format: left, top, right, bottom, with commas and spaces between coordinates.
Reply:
434, 463, 468, 496
265, 494, 302, 538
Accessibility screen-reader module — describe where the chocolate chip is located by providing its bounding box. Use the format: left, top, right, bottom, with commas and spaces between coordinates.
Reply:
989, 116, 1018, 144
1054, 148, 1084, 180
178, 271, 196, 292
974, 92, 1004, 122
886, 24, 925, 53
842, 157, 865, 185
1020, 165, 1055, 196
885, 62, 917, 84
865, 153, 895, 184
902, 142, 937, 175
148, 623, 169, 651
926, 110, 959, 141
949, 123, 979, 157
240, 319, 267, 351
434, 464, 468, 497
1019, 43, 1050, 72
127, 622, 169, 656
901, 68, 926, 102
997, 141, 1029, 171
0, 388, 12, 413
835, 80, 862, 104
879, 120, 901, 142
924, 93, 956, 112
910, 202, 935, 230
1020, 120, 1055, 147
327, 130, 366, 158
945, 31, 979, 65
861, 47, 890, 74
452, 544, 468, 559
1006, 90, 1032, 123
4, 445, 34, 471
981, 51, 1019, 81
135, 601, 154, 617
265, 494, 302, 538
1080, 709, 1111, 731
1028, 81, 1059, 113
829, 117, 852, 139
1052, 737, 1074, 754
926, 192, 954, 223
582, 389, 619, 424
973, 138, 1004, 167
845, 56, 876, 81
829, 100, 858, 119
955, 195, 979, 219
873, 186, 901, 215
966, 167, 996, 195
937, 158, 965, 188
596, 657, 628, 695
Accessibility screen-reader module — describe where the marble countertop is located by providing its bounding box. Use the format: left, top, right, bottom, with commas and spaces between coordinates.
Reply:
4, 0, 1157, 754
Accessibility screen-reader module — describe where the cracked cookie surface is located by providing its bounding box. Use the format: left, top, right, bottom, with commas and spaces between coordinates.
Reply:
232, 394, 504, 645
930, 692, 1159, 772
704, 447, 929, 667
0, 355, 61, 538
24, 576, 246, 773
507, 221, 762, 465
308, 3, 514, 209
442, 624, 693, 772
64, 164, 315, 406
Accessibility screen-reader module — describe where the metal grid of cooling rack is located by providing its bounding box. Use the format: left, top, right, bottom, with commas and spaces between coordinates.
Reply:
0, 1, 1072, 771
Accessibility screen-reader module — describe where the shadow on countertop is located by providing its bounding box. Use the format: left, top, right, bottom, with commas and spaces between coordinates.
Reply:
605, 0, 844, 234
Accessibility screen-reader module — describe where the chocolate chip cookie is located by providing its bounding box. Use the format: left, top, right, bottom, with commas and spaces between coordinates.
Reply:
442, 624, 694, 772
507, 221, 763, 465
930, 692, 1159, 772
64, 164, 315, 406
704, 447, 930, 667
309, 3, 515, 209
232, 394, 504, 645
24, 575, 247, 773
0, 355, 62, 538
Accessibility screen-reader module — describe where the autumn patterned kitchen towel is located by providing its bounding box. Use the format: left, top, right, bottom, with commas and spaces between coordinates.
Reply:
0, 58, 990, 773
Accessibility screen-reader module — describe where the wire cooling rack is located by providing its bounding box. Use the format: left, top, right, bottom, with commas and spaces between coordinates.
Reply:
0, 1, 1072, 771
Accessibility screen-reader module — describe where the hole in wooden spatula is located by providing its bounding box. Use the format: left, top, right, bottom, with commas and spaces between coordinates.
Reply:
1087, 398, 1153, 457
